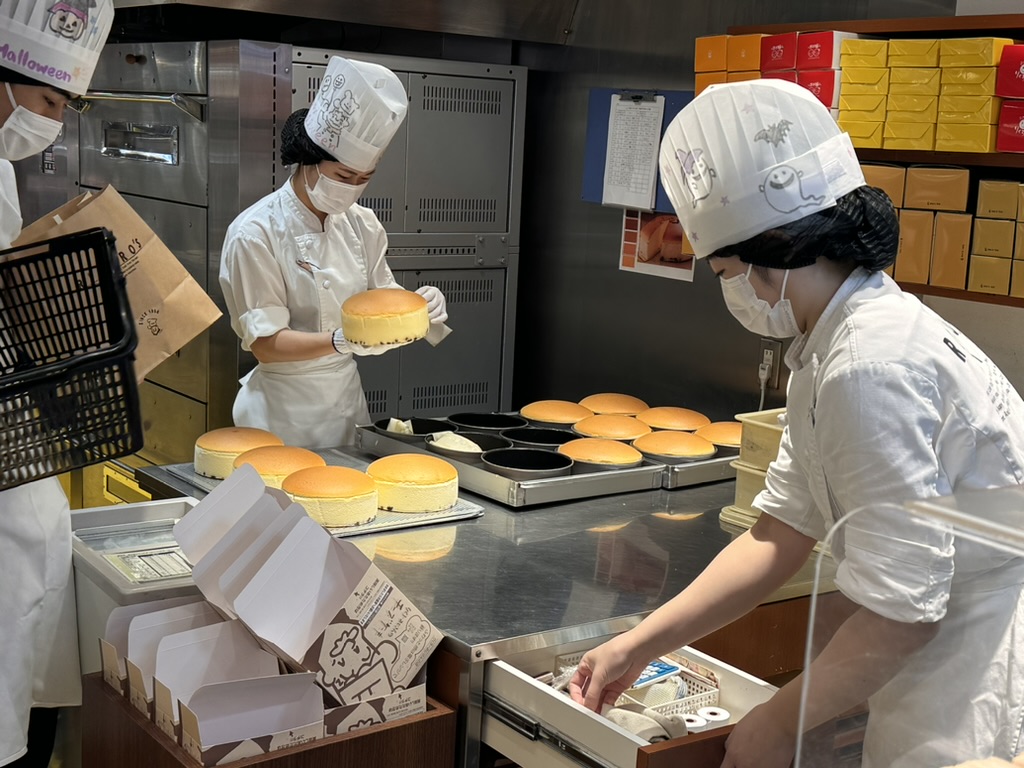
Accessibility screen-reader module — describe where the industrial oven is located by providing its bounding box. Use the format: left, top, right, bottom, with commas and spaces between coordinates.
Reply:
13, 41, 525, 505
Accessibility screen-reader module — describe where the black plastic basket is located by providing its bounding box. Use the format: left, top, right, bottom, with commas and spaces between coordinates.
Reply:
0, 227, 142, 491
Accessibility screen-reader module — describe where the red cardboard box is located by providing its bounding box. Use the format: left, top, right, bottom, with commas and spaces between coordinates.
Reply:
997, 101, 1024, 153
797, 31, 861, 70
762, 70, 797, 83
996, 44, 1024, 99
761, 32, 799, 72
797, 69, 841, 109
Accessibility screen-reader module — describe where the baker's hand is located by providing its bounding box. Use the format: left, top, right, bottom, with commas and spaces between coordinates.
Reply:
349, 341, 405, 357
721, 700, 796, 768
568, 634, 648, 713
416, 285, 448, 324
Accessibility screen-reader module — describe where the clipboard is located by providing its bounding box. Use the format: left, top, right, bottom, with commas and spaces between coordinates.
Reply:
582, 87, 694, 214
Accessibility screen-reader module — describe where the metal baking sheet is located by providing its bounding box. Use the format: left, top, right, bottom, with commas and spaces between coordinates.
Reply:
164, 453, 484, 536
355, 426, 668, 508
661, 454, 737, 489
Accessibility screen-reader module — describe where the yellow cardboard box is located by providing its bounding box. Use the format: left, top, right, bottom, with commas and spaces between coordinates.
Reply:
895, 210, 935, 284
695, 71, 729, 95
840, 38, 888, 68
972, 217, 1015, 258
937, 95, 1003, 124
977, 180, 1019, 219
1010, 261, 1024, 299
935, 123, 998, 153
968, 255, 1011, 294
1016, 222, 1024, 258
695, 35, 729, 72
889, 67, 941, 96
727, 34, 765, 72
889, 39, 941, 68
883, 121, 936, 150
861, 163, 906, 207
904, 167, 970, 211
839, 94, 887, 122
940, 67, 998, 96
1019, 185, 1024, 222
887, 94, 939, 123
839, 119, 884, 148
841, 67, 890, 95
727, 70, 761, 82
930, 212, 972, 290
940, 37, 1014, 68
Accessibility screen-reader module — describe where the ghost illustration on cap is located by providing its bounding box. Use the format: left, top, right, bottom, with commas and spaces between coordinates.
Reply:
658, 79, 866, 259
304, 56, 408, 173
0, 0, 113, 94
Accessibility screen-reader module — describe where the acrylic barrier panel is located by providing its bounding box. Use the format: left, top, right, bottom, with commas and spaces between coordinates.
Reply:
794, 486, 1024, 768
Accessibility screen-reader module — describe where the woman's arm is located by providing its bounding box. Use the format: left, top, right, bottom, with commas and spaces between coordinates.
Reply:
249, 329, 336, 363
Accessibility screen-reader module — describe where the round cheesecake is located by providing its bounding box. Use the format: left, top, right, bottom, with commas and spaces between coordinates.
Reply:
520, 399, 594, 426
636, 407, 711, 432
578, 393, 649, 415
366, 453, 459, 513
194, 427, 284, 479
232, 445, 326, 489
376, 527, 458, 563
341, 288, 429, 346
695, 421, 743, 449
282, 466, 378, 528
633, 430, 716, 461
573, 414, 652, 441
558, 438, 643, 467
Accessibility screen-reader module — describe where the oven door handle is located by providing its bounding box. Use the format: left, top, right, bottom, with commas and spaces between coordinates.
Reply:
83, 92, 206, 122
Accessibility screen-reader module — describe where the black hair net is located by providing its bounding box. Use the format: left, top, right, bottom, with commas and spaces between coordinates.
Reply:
280, 109, 334, 166
710, 185, 899, 272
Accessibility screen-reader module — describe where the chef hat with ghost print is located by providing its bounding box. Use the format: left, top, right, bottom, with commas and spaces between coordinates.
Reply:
0, 0, 114, 95
304, 56, 408, 173
658, 79, 865, 260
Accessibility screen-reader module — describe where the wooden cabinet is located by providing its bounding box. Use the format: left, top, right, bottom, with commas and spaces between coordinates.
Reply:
728, 13, 1024, 308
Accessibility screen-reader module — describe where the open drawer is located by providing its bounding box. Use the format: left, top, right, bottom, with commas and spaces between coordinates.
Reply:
482, 642, 775, 768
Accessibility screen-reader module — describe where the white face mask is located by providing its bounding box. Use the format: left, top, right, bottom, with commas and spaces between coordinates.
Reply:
303, 164, 367, 215
0, 83, 63, 162
720, 264, 801, 339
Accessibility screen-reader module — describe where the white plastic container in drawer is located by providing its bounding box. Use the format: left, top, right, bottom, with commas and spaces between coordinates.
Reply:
482, 643, 776, 768
734, 407, 785, 471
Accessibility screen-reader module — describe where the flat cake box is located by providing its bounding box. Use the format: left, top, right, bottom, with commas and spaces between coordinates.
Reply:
98, 464, 442, 766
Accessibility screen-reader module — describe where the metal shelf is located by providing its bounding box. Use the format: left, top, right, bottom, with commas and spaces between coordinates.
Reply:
898, 282, 1024, 309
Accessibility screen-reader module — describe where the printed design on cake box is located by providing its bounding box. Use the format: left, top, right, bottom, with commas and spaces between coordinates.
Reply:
184, 724, 321, 767
324, 686, 427, 735
806, 43, 822, 61
770, 44, 785, 61
302, 566, 438, 705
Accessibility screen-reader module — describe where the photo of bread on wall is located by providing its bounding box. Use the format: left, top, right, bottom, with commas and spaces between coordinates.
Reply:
637, 213, 694, 266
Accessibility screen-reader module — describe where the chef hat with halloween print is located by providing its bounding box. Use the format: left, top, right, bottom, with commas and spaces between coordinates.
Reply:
0, 0, 115, 95
658, 79, 866, 261
304, 56, 408, 173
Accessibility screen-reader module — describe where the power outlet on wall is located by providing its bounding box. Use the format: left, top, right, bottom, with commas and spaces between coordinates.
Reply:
759, 338, 782, 391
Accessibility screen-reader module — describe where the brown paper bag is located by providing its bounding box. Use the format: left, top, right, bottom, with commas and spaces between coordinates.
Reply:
14, 185, 221, 382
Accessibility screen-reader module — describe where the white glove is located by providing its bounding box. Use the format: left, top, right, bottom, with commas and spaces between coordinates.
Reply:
331, 328, 349, 355
416, 285, 448, 324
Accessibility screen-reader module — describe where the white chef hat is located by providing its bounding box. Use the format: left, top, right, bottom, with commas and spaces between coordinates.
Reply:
658, 79, 865, 260
304, 56, 408, 173
0, 0, 114, 95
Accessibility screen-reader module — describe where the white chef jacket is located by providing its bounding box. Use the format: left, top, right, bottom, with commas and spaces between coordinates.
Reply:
220, 178, 400, 449
0, 160, 81, 767
755, 267, 1024, 766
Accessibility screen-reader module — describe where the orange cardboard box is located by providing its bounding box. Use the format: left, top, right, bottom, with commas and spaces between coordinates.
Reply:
861, 163, 906, 207
895, 210, 935, 284
695, 71, 729, 95
903, 167, 970, 212
977, 180, 1019, 220
695, 35, 729, 72
968, 254, 1011, 294
972, 217, 1015, 258
1010, 261, 1024, 298
727, 70, 761, 83
727, 34, 765, 72
930, 213, 972, 290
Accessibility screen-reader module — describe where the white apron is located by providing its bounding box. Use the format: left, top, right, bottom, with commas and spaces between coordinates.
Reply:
0, 480, 82, 766
0, 163, 81, 766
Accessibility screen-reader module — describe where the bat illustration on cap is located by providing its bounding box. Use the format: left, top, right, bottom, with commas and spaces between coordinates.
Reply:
754, 120, 793, 147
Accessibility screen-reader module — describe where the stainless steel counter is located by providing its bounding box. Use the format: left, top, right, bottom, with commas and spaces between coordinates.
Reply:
137, 449, 837, 768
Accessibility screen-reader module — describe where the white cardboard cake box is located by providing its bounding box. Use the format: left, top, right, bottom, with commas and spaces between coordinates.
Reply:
180, 673, 324, 766
124, 601, 224, 716
99, 596, 205, 695
152, 620, 281, 740
233, 514, 444, 707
